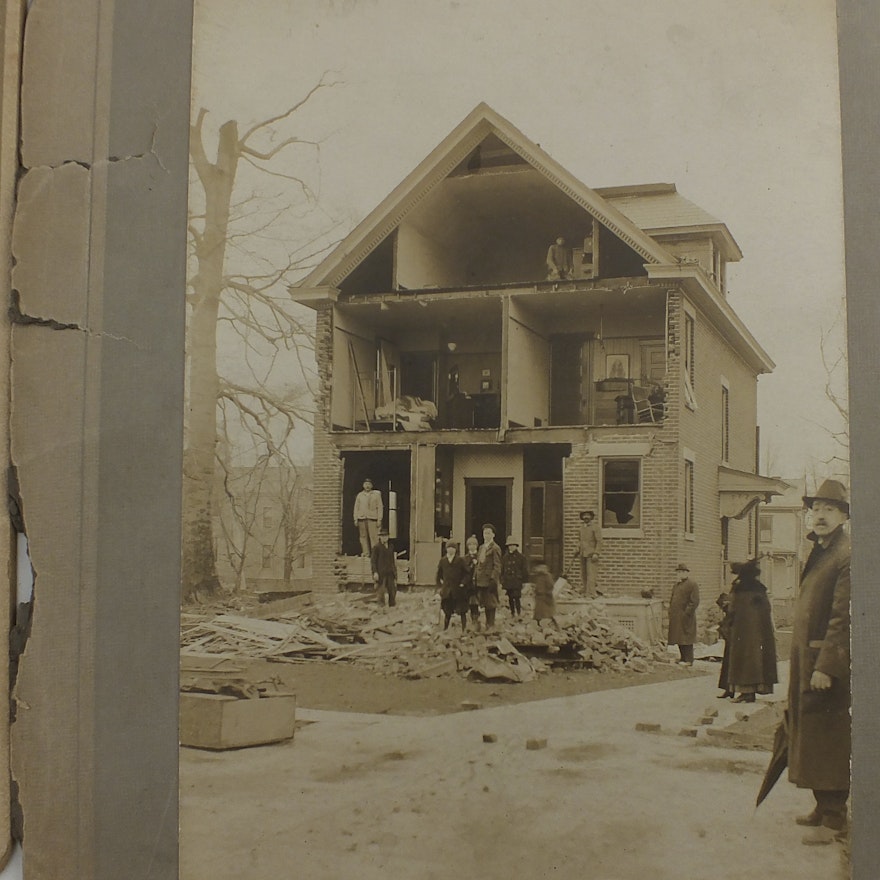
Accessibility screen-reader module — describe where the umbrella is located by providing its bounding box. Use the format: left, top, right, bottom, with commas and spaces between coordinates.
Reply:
756, 707, 789, 807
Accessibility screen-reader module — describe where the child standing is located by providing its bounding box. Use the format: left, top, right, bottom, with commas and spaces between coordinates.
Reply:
531, 558, 558, 627
501, 536, 529, 618
463, 535, 481, 630
436, 541, 470, 631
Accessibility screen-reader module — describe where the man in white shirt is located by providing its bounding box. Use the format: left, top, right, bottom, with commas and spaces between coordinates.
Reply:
353, 477, 383, 556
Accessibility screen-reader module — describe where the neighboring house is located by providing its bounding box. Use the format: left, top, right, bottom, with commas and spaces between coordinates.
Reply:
757, 477, 816, 626
293, 104, 787, 600
213, 464, 313, 590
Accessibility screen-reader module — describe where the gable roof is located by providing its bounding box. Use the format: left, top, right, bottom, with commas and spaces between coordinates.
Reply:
300, 103, 674, 290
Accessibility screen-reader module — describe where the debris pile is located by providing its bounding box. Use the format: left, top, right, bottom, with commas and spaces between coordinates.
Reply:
181, 589, 667, 683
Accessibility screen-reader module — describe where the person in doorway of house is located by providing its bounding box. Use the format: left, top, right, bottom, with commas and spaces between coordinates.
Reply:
463, 535, 481, 629
546, 235, 572, 280
787, 479, 851, 846
577, 510, 602, 597
474, 523, 502, 631
531, 558, 558, 626
667, 563, 699, 666
501, 536, 529, 618
721, 558, 778, 703
370, 528, 397, 608
436, 541, 470, 632
353, 477, 383, 556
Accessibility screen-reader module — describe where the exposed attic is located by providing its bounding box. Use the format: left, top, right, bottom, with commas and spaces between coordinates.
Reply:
338, 133, 649, 296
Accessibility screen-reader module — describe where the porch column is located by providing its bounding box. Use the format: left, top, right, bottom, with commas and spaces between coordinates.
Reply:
411, 443, 437, 583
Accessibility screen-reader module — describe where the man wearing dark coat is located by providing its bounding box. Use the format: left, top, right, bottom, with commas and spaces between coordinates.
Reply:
667, 563, 699, 665
788, 479, 851, 845
370, 528, 397, 608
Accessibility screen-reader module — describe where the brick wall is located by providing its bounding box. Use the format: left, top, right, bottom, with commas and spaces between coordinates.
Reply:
560, 286, 765, 641
678, 291, 762, 609
311, 306, 344, 591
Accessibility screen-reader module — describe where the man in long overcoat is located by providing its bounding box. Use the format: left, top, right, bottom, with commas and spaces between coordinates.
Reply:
667, 563, 699, 665
788, 479, 851, 845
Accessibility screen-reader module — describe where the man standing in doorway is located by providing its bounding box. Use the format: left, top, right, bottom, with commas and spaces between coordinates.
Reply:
788, 479, 851, 846
668, 563, 699, 666
578, 510, 602, 597
353, 477, 383, 556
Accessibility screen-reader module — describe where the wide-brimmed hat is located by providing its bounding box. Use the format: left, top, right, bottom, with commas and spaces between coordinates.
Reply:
378, 527, 389, 536
730, 557, 760, 577
579, 510, 595, 520
675, 563, 690, 572
803, 479, 849, 515
481, 523, 496, 533
505, 535, 519, 547
445, 540, 459, 551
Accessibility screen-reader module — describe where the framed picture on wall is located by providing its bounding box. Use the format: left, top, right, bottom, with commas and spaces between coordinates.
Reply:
605, 354, 630, 380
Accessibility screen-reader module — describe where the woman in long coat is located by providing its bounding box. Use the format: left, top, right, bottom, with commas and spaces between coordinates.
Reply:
722, 559, 777, 703
667, 563, 700, 665
788, 481, 851, 839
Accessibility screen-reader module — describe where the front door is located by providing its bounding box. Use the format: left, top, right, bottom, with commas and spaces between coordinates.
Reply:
464, 479, 511, 545
523, 480, 563, 576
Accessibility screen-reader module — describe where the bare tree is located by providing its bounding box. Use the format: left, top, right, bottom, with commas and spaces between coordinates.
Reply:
214, 450, 311, 591
183, 78, 339, 602
818, 298, 850, 479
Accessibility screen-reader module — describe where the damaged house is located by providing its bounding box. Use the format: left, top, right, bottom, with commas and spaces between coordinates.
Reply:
293, 104, 787, 596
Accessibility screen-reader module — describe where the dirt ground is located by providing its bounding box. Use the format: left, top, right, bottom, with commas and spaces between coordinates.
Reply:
181, 629, 848, 880
251, 655, 700, 715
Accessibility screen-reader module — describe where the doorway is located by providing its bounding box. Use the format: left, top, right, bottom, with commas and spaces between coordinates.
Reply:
341, 450, 411, 556
522, 445, 567, 575
550, 334, 591, 425
464, 479, 512, 544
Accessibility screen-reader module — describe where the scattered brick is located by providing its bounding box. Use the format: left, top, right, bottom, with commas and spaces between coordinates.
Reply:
526, 738, 548, 750
482, 733, 498, 743
679, 728, 698, 737
635, 722, 661, 733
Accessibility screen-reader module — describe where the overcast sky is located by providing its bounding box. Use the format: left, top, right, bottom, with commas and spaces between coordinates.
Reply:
192, 0, 847, 480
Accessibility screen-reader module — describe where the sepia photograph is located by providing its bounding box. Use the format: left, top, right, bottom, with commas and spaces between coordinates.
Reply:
4, 1, 877, 879
173, 2, 859, 879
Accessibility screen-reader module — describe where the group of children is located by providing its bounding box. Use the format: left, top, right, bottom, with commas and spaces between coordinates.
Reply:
435, 523, 556, 633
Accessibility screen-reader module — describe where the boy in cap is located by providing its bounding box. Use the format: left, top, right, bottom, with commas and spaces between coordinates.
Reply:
370, 528, 397, 607
501, 536, 529, 618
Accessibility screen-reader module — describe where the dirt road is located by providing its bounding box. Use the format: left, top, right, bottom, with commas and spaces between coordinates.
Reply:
179, 659, 847, 880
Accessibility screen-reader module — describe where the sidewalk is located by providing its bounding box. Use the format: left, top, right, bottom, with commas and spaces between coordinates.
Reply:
180, 660, 847, 880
